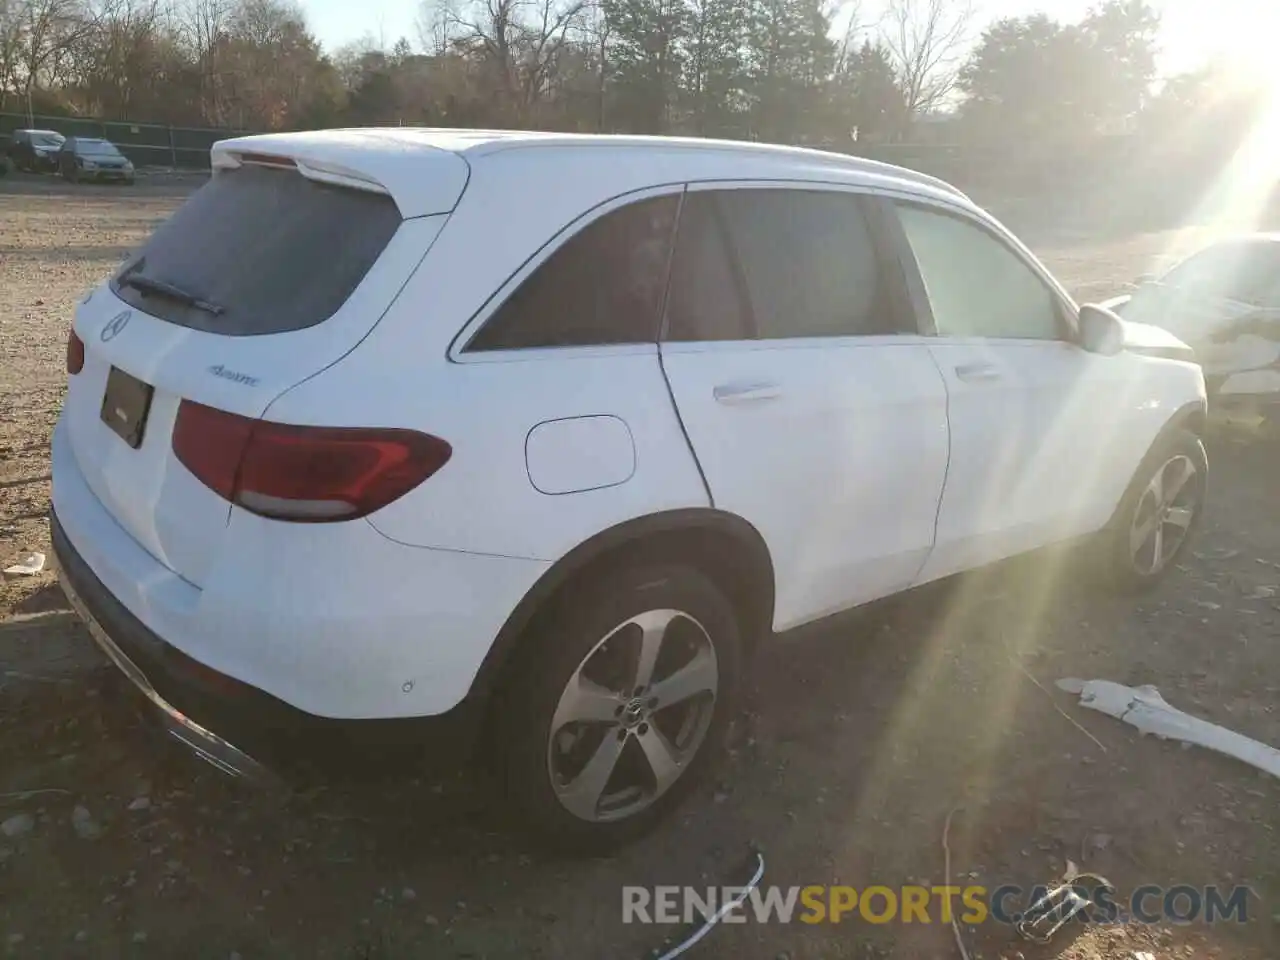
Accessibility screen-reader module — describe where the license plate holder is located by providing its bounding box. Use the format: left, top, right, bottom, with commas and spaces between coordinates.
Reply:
100, 366, 154, 449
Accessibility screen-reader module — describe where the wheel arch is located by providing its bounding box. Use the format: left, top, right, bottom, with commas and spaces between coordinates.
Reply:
1165, 398, 1206, 438
465, 509, 776, 708
1104, 398, 1207, 530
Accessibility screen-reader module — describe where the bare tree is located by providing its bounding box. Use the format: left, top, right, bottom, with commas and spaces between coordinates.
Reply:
8, 0, 97, 121
176, 0, 231, 123
447, 0, 585, 123
581, 0, 608, 129
70, 0, 165, 117
416, 0, 462, 56
524, 0, 585, 107
880, 0, 971, 121
0, 0, 24, 107
831, 0, 862, 73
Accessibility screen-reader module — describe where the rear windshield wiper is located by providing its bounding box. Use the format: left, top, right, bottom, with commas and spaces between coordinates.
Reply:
121, 274, 225, 316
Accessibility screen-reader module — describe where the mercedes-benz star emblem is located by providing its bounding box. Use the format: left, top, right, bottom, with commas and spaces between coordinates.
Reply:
100, 310, 131, 342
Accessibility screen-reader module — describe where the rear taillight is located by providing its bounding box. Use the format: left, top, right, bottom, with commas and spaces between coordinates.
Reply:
172, 400, 451, 522
67, 328, 84, 375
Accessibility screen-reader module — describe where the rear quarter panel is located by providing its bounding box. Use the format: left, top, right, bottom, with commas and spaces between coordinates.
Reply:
261, 344, 711, 561
257, 164, 721, 561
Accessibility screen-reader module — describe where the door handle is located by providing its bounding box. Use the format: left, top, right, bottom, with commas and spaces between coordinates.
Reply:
954, 362, 1001, 382
713, 381, 781, 404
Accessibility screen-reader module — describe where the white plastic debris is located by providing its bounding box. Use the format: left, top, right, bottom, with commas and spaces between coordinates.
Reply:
0, 814, 35, 839
1057, 678, 1280, 779
3, 552, 45, 576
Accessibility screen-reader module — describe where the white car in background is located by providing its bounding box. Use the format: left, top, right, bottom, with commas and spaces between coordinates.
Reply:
52, 130, 1207, 850
1101, 234, 1280, 436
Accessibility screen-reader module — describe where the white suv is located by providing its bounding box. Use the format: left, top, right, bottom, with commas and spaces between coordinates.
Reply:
52, 129, 1207, 849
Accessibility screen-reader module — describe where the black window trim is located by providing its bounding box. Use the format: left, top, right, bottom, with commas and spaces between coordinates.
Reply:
660, 180, 922, 344
884, 195, 1081, 345
452, 184, 687, 360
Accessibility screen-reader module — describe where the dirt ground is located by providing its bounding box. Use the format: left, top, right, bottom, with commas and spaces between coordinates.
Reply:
1, 171, 1277, 960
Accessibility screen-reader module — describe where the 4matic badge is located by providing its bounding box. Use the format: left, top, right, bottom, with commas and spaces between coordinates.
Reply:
208, 364, 260, 387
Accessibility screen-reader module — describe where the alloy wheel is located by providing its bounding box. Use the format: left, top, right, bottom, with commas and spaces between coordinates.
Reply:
546, 608, 719, 823
1128, 454, 1200, 577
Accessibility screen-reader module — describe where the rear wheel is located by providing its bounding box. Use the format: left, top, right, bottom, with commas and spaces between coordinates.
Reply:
1098, 428, 1207, 591
498, 563, 741, 852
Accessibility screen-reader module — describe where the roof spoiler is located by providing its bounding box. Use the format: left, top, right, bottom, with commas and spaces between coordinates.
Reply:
211, 148, 390, 196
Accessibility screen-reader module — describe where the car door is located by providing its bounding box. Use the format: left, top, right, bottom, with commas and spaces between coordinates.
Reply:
659, 184, 950, 631
886, 198, 1132, 584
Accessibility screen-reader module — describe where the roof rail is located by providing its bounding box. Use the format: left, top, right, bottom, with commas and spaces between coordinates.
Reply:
796, 147, 969, 201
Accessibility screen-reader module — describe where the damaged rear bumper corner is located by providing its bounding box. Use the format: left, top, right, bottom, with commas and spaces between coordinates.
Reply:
59, 570, 278, 785
51, 509, 282, 787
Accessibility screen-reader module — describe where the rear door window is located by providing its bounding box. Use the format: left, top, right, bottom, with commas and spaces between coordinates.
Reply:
110, 165, 402, 336
666, 188, 905, 341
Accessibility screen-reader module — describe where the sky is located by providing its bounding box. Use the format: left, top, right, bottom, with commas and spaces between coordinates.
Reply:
299, 0, 1278, 80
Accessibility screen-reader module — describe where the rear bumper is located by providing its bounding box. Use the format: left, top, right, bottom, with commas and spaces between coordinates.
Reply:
54, 518, 277, 784
52, 508, 492, 780
50, 415, 547, 720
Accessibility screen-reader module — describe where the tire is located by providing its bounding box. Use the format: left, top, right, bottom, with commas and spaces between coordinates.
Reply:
1096, 427, 1207, 592
497, 563, 742, 853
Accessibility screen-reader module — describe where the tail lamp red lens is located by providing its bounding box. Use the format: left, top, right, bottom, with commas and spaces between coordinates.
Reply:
172, 400, 451, 522
67, 328, 85, 375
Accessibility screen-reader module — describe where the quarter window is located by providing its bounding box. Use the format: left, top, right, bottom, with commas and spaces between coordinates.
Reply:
895, 203, 1061, 340
467, 195, 680, 351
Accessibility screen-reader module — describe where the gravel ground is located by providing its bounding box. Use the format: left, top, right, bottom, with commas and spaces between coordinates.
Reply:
1, 172, 1277, 959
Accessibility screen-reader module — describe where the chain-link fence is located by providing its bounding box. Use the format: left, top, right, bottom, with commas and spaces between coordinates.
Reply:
0, 113, 257, 169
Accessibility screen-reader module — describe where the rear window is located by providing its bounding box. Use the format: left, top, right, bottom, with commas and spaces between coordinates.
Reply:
111, 165, 402, 336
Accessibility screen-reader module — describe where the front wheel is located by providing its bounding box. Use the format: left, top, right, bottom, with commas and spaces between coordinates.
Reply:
1099, 428, 1207, 591
497, 563, 742, 852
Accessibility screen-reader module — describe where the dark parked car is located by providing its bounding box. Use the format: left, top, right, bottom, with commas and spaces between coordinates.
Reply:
57, 137, 135, 184
9, 128, 66, 171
